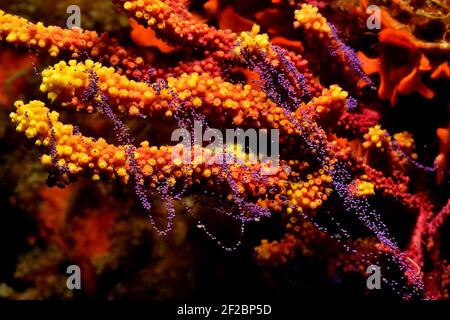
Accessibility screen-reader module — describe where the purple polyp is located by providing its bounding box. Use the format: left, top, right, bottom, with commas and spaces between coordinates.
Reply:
46, 113, 69, 176
272, 45, 312, 100
328, 23, 376, 90
83, 70, 176, 236
390, 136, 436, 172
239, 45, 423, 298
346, 95, 358, 111
81, 69, 272, 245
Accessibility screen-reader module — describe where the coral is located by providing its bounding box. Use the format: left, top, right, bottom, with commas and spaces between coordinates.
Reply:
2, 0, 129, 32
10, 99, 284, 207
358, 28, 436, 105
354, 0, 450, 185
356, 1, 450, 99
0, 0, 449, 301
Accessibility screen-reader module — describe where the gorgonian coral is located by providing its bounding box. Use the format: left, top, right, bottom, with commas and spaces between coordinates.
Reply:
1, 0, 449, 300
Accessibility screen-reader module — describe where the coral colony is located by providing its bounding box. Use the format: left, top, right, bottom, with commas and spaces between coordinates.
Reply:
0, 0, 449, 300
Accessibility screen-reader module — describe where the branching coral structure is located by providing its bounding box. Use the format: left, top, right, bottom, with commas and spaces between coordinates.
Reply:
0, 0, 449, 300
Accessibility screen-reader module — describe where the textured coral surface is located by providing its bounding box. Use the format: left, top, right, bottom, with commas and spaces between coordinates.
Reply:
0, 0, 449, 300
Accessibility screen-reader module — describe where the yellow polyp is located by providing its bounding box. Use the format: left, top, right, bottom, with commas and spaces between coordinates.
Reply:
143, 91, 154, 100
114, 150, 126, 162
140, 141, 149, 148
108, 87, 119, 97
49, 45, 59, 57
203, 169, 211, 178
172, 158, 182, 166
47, 92, 58, 102
25, 127, 37, 139
6, 33, 17, 42
309, 202, 318, 210
79, 154, 90, 165
123, 1, 134, 10
129, 106, 140, 116
212, 98, 221, 107
191, 97, 202, 107
36, 121, 49, 134
68, 163, 78, 174
85, 59, 94, 68
73, 78, 83, 88
17, 33, 29, 42
294, 4, 331, 36
119, 89, 129, 98
237, 24, 271, 53
356, 181, 375, 197
62, 145, 73, 156
394, 131, 415, 150
41, 154, 52, 166
98, 159, 108, 169
39, 84, 48, 92
117, 167, 127, 177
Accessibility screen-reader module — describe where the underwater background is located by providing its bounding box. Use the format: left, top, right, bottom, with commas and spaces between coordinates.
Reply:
0, 0, 449, 300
